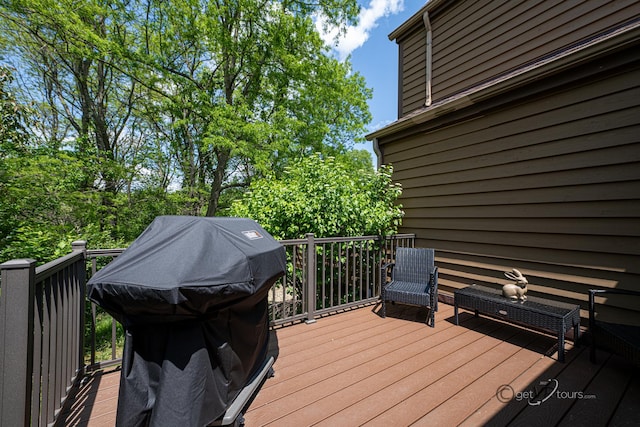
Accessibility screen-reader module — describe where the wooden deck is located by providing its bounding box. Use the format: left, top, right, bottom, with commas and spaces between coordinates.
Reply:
59, 302, 640, 426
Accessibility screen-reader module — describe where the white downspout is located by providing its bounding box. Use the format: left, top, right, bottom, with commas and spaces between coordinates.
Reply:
372, 137, 382, 169
423, 11, 432, 107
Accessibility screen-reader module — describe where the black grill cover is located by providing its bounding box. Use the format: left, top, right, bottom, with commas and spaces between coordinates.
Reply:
87, 216, 286, 426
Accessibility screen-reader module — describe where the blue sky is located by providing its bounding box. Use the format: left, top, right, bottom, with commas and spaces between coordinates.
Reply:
317, 0, 426, 161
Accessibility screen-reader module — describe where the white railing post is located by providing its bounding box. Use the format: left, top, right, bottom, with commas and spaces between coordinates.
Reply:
305, 233, 317, 324
0, 258, 37, 427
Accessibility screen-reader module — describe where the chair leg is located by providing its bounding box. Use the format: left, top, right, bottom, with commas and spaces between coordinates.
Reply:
381, 299, 386, 318
429, 293, 436, 327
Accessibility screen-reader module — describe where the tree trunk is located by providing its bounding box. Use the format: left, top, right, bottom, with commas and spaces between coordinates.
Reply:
205, 148, 231, 217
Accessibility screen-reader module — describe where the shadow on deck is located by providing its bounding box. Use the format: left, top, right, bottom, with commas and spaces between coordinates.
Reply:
60, 303, 640, 426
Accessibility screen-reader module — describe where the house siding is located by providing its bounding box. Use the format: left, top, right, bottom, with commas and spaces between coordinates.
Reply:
379, 46, 640, 321
397, 0, 640, 118
398, 26, 427, 116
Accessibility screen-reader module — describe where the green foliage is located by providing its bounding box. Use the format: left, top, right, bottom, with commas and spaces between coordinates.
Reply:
0, 0, 380, 263
230, 153, 403, 239
2, 0, 371, 216
0, 149, 129, 262
0, 224, 76, 262
0, 65, 30, 154
84, 305, 125, 364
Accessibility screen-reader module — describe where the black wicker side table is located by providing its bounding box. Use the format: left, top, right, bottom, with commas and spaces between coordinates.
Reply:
454, 285, 580, 362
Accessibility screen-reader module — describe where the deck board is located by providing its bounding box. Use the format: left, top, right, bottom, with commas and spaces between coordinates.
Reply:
61, 302, 640, 426
557, 353, 633, 427
608, 369, 640, 426
311, 319, 500, 426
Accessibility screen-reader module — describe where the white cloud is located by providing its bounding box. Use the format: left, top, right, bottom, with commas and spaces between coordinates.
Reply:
316, 0, 405, 61
369, 119, 395, 132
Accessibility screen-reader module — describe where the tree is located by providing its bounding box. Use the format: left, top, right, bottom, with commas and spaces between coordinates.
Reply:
0, 0, 149, 232
0, 0, 376, 262
229, 152, 403, 239
125, 0, 372, 216
1, 0, 371, 218
0, 65, 28, 154
4, 0, 371, 215
1, 65, 30, 254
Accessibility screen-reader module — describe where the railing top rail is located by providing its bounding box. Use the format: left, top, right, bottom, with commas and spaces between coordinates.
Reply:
280, 233, 416, 245
75, 233, 417, 267
86, 234, 417, 252
34, 250, 84, 282
87, 248, 127, 258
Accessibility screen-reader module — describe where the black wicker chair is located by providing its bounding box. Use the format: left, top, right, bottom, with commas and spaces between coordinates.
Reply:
381, 247, 438, 327
589, 288, 640, 366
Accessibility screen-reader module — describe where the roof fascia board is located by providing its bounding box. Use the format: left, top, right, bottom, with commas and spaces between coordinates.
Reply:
388, 0, 447, 41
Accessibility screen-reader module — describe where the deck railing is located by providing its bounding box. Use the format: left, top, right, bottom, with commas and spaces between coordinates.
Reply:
0, 242, 86, 427
0, 233, 414, 426
274, 233, 415, 325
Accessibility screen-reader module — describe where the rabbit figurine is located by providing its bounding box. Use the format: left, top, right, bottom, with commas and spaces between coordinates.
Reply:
502, 268, 528, 301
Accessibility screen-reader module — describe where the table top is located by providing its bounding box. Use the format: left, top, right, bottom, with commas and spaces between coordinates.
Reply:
455, 285, 580, 318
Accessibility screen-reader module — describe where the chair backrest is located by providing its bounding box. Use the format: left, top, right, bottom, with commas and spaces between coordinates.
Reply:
393, 247, 435, 283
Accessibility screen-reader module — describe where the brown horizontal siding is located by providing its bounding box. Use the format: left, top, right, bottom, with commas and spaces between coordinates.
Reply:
394, 0, 640, 117
431, 0, 640, 101
394, 139, 640, 186
431, 0, 530, 60
398, 164, 640, 203
402, 91, 426, 115
401, 26, 426, 58
397, 0, 525, 116
433, 0, 565, 96
401, 218, 640, 238
380, 50, 640, 320
399, 198, 640, 218
398, 25, 427, 115
388, 55, 640, 157
402, 63, 426, 94
407, 228, 638, 258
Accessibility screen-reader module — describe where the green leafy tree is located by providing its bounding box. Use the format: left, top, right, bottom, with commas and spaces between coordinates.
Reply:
0, 0, 375, 262
230, 152, 403, 239
0, 149, 129, 262
0, 66, 129, 262
1, 0, 372, 218
0, 65, 28, 154
1, 1, 150, 233
124, 0, 371, 216
1, 65, 30, 256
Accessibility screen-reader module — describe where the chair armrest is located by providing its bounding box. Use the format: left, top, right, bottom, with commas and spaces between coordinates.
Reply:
381, 262, 395, 271
380, 262, 396, 270
589, 288, 640, 332
589, 288, 640, 364
589, 288, 640, 297
380, 262, 396, 287
590, 288, 640, 317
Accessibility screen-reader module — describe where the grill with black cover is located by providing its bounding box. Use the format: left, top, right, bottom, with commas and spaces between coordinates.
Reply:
87, 216, 286, 426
